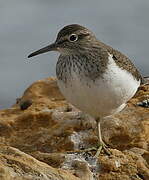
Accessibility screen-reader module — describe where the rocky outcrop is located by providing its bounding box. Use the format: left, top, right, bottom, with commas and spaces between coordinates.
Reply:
0, 145, 79, 180
0, 77, 149, 179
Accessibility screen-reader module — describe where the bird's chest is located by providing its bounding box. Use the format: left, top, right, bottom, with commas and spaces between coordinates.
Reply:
56, 55, 140, 117
57, 67, 101, 113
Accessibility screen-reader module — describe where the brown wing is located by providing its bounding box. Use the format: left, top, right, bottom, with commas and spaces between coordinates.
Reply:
98, 41, 144, 84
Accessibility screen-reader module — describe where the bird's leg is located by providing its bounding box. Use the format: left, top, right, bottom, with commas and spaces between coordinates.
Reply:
94, 118, 110, 157
66, 117, 110, 156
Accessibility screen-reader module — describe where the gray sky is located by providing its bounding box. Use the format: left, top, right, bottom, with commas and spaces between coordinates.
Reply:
0, 0, 149, 109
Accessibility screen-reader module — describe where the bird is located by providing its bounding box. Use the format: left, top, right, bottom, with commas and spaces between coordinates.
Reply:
28, 24, 143, 157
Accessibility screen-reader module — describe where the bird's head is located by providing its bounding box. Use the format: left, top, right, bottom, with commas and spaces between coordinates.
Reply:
28, 24, 96, 58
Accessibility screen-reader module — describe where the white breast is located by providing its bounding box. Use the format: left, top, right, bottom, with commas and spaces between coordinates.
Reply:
57, 54, 140, 118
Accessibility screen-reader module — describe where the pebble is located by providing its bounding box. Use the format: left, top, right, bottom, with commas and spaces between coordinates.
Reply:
137, 99, 149, 108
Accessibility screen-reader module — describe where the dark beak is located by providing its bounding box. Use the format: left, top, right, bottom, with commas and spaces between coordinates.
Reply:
28, 42, 57, 58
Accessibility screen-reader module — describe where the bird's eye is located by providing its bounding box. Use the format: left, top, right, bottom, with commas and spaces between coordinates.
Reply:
68, 34, 78, 42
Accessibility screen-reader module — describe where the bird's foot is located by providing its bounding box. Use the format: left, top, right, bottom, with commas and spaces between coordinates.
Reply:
66, 143, 110, 157
94, 142, 111, 158
66, 147, 97, 154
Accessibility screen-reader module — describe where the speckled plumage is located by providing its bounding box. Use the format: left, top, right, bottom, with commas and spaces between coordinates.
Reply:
56, 50, 109, 83
56, 24, 143, 84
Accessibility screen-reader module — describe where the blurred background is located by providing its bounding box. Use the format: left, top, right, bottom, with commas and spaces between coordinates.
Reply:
0, 0, 149, 109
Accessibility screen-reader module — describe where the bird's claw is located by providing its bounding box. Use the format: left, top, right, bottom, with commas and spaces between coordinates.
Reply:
94, 142, 111, 157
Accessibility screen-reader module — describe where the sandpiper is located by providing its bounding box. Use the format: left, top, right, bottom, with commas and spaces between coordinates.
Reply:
28, 24, 143, 156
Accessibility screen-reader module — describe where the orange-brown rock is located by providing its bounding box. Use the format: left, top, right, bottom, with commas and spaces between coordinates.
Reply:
0, 77, 148, 180
0, 145, 79, 180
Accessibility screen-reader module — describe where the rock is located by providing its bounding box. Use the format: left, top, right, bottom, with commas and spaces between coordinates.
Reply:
72, 160, 94, 180
99, 149, 149, 180
19, 99, 33, 110
0, 77, 148, 179
137, 99, 149, 108
0, 145, 79, 180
